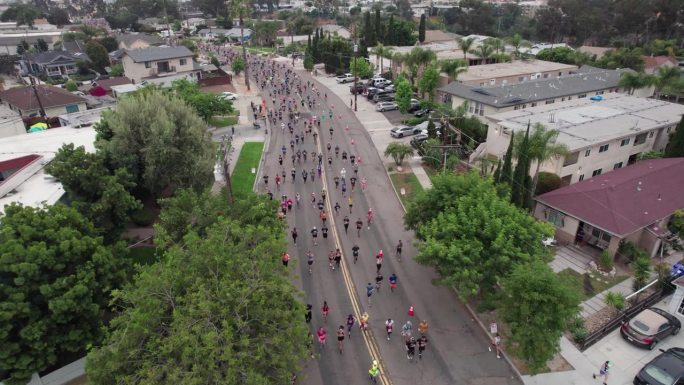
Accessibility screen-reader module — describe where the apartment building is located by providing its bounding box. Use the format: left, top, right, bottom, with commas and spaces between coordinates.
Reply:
456, 60, 578, 87
439, 66, 650, 122
121, 46, 199, 84
484, 93, 684, 186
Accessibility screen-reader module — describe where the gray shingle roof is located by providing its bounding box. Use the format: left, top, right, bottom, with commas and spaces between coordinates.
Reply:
124, 46, 193, 63
22, 50, 89, 65
438, 66, 631, 108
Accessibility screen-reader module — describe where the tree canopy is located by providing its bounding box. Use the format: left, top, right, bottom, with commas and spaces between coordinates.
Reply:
665, 116, 684, 158
0, 4, 41, 27
0, 204, 130, 385
407, 172, 554, 296
171, 79, 233, 122
87, 192, 308, 385
394, 76, 412, 114
95, 88, 215, 197
85, 40, 111, 74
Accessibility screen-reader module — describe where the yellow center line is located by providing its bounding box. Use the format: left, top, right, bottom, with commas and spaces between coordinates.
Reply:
314, 109, 393, 385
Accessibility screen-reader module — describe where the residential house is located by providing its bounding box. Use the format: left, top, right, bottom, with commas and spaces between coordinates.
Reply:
0, 126, 96, 213
523, 43, 572, 56
197, 28, 252, 43
642, 55, 678, 75
81, 18, 110, 31
183, 17, 206, 30
319, 24, 351, 39
0, 85, 88, 117
439, 66, 644, 122
17, 50, 89, 78
90, 77, 132, 96
60, 40, 87, 55
578, 46, 612, 59
439, 59, 578, 91
423, 30, 458, 44
0, 30, 62, 55
117, 33, 164, 50
121, 46, 200, 84
483, 93, 684, 186
534, 158, 684, 259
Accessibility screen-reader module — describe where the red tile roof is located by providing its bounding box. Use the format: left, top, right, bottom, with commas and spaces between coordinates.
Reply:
0, 85, 87, 112
536, 158, 684, 236
92, 77, 131, 92
642, 56, 677, 69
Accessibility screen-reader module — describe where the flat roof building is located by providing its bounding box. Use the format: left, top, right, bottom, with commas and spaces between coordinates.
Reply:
456, 60, 578, 86
483, 93, 684, 186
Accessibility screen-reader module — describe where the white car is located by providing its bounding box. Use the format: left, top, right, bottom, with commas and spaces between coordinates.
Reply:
376, 101, 398, 112
390, 125, 417, 138
219, 92, 238, 100
336, 73, 354, 83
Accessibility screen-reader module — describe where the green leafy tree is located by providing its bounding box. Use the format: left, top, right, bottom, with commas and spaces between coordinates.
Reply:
419, 64, 440, 101
46, 7, 70, 26
670, 209, 684, 237
632, 255, 652, 291
36, 39, 48, 52
604, 291, 626, 313
426, 120, 437, 139
0, 203, 130, 385
498, 132, 514, 184
85, 40, 110, 73
394, 76, 412, 114
665, 116, 684, 158
64, 80, 78, 91
16, 40, 29, 55
1, 4, 41, 27
514, 123, 568, 197
637, 150, 664, 161
87, 198, 308, 385
253, 20, 280, 47
618, 72, 655, 96
46, 144, 141, 241
408, 172, 554, 296
350, 56, 373, 79
535, 172, 562, 195
95, 89, 214, 197
171, 79, 233, 122
439, 59, 467, 81
304, 46, 314, 70
384, 142, 414, 166
109, 64, 124, 77
500, 261, 580, 373
98, 36, 119, 52
511, 124, 532, 208
457, 37, 475, 60
418, 13, 426, 43
232, 57, 245, 75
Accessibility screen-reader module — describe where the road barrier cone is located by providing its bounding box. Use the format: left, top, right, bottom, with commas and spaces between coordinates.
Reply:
408, 306, 415, 317
351, 138, 355, 145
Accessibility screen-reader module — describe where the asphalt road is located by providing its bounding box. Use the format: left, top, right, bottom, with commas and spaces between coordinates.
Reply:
245, 57, 522, 385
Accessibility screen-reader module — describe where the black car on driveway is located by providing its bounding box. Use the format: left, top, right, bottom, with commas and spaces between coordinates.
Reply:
634, 347, 684, 385
621, 307, 681, 350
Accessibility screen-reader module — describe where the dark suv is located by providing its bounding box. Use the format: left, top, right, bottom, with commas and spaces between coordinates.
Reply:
635, 348, 684, 385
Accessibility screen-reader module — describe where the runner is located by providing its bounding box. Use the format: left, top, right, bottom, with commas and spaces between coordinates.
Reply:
346, 314, 356, 336
348, 196, 353, 214
367, 208, 374, 229
295, 192, 301, 206
320, 209, 327, 224
334, 248, 342, 269
385, 318, 394, 340
417, 335, 428, 359
360, 312, 370, 332
334, 202, 341, 215
334, 176, 340, 189
305, 304, 312, 323
343, 216, 350, 234
307, 250, 314, 274
328, 250, 335, 270
366, 282, 374, 307
401, 321, 413, 342
375, 273, 384, 292
310, 226, 318, 246
352, 244, 360, 264
389, 273, 398, 292
356, 218, 363, 237
418, 320, 429, 335
376, 255, 383, 274
368, 360, 379, 384
406, 337, 416, 360
263, 174, 269, 186
361, 177, 368, 191
336, 326, 345, 354
321, 301, 330, 323
291, 227, 298, 245
396, 240, 403, 261
281, 252, 290, 267
322, 224, 329, 241
317, 327, 327, 349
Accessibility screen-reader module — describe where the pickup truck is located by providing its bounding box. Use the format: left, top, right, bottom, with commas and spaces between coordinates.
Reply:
336, 74, 354, 83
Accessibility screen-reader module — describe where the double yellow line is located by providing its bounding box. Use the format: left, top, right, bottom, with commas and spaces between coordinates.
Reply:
315, 119, 392, 385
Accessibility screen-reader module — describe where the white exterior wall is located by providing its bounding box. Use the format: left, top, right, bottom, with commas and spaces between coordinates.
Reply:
122, 54, 195, 83
15, 103, 87, 118
484, 121, 680, 186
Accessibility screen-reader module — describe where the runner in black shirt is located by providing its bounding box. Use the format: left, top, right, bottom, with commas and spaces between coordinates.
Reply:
311, 226, 319, 246
322, 225, 329, 240
352, 244, 360, 264
343, 216, 350, 233
356, 218, 363, 237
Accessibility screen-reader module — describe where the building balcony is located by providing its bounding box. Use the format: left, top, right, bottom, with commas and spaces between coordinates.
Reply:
149, 66, 177, 77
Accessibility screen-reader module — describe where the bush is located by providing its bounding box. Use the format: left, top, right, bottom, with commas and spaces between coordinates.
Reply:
598, 250, 614, 271
403, 117, 426, 126
109, 64, 124, 77
535, 172, 562, 195
571, 326, 588, 344
232, 57, 245, 75
632, 255, 652, 291
64, 80, 78, 92
604, 291, 626, 312
568, 315, 585, 330
130, 206, 156, 226
670, 209, 684, 237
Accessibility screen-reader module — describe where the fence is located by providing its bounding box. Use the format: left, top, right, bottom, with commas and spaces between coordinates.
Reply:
579, 280, 675, 351
198, 74, 232, 87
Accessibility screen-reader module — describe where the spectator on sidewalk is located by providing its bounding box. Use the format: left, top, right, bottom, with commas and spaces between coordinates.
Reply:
593, 360, 611, 385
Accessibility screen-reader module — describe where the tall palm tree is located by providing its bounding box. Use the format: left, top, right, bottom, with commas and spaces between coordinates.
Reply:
439, 59, 467, 82
484, 37, 504, 55
406, 47, 436, 86
618, 72, 655, 95
457, 37, 475, 61
514, 123, 569, 197
230, 0, 250, 90
371, 43, 394, 74
391, 51, 407, 77
472, 44, 494, 63
505, 34, 531, 60
653, 66, 683, 100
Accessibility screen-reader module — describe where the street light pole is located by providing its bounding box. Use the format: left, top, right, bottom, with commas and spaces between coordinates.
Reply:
353, 42, 358, 112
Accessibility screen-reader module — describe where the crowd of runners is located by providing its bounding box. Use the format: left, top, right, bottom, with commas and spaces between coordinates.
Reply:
207, 44, 432, 382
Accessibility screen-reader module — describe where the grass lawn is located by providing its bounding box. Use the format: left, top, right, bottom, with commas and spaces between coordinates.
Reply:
389, 171, 424, 207
209, 115, 239, 127
128, 247, 159, 266
558, 268, 630, 301
231, 142, 264, 194
246, 46, 274, 54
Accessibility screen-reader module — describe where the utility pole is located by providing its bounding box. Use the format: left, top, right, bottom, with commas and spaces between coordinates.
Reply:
353, 22, 358, 112
221, 136, 235, 205
29, 76, 46, 119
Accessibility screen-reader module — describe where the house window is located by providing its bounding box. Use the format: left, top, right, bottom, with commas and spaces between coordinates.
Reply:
547, 209, 565, 227
145, 61, 151, 68
531, 102, 537, 107
568, 96, 572, 100
65, 104, 79, 113
180, 58, 187, 65
592, 168, 602, 177
561, 97, 566, 101
522, 104, 526, 109
563, 151, 579, 166
518, 76, 524, 82
474, 102, 484, 116
585, 149, 591, 157
558, 71, 562, 76
599, 144, 609, 153
578, 94, 587, 98
543, 73, 549, 78
634, 133, 648, 145
621, 138, 630, 146
649, 131, 654, 138
545, 99, 555, 104
596, 91, 604, 95
668, 126, 672, 133
579, 174, 585, 181
468, 102, 474, 113
614, 162, 623, 169
514, 105, 520, 110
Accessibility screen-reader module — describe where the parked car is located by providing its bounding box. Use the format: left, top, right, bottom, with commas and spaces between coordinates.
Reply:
414, 108, 434, 118
219, 92, 238, 100
621, 307, 681, 350
413, 120, 442, 133
350, 82, 365, 94
366, 87, 380, 99
373, 93, 395, 103
384, 84, 395, 92
336, 73, 354, 83
390, 125, 416, 138
375, 80, 392, 89
634, 348, 684, 385
410, 133, 429, 148
376, 102, 398, 112
408, 99, 421, 113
